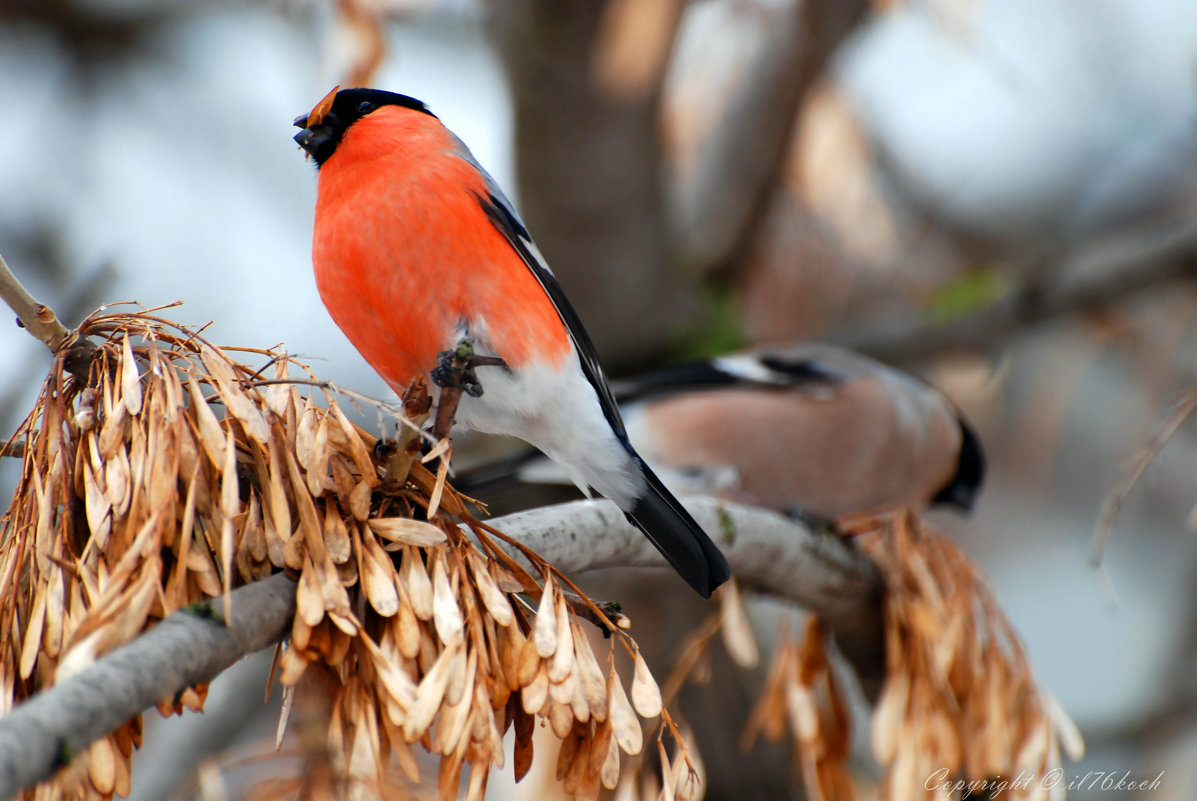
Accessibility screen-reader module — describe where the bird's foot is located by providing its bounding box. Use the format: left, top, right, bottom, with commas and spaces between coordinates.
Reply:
431, 339, 507, 398
430, 338, 507, 440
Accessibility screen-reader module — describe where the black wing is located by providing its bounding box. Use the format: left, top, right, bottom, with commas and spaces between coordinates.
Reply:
611, 353, 847, 403
476, 192, 632, 449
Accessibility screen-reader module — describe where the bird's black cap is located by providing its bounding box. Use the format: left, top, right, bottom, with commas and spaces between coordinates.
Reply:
293, 87, 434, 166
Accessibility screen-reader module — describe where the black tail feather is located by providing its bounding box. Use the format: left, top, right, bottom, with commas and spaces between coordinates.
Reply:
625, 458, 731, 598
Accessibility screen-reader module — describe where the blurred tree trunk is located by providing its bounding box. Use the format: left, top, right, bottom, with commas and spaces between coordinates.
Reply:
490, 0, 870, 369
490, 0, 694, 370
671, 0, 870, 277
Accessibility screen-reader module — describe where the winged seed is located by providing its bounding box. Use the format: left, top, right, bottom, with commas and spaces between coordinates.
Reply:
533, 582, 558, 658
630, 650, 662, 719
369, 518, 447, 547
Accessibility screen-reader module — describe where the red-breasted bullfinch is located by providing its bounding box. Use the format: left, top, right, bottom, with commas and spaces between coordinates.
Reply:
293, 87, 730, 598
461, 344, 985, 521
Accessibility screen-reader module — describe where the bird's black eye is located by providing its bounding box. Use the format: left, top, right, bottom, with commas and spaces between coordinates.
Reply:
357, 100, 377, 114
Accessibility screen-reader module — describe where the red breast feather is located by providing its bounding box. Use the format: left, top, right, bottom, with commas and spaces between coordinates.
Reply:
311, 105, 570, 394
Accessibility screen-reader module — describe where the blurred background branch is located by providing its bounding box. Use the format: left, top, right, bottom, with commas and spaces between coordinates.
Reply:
489, 0, 694, 368
835, 217, 1197, 364
670, 0, 869, 276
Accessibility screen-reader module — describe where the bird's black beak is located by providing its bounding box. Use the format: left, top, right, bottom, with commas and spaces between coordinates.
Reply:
294, 86, 341, 164
293, 117, 340, 164
293, 120, 325, 156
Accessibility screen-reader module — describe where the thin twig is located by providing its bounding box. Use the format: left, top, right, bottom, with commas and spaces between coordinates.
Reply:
0, 253, 99, 383
1090, 386, 1197, 566
0, 252, 72, 351
432, 384, 463, 443
0, 437, 25, 459
560, 590, 629, 632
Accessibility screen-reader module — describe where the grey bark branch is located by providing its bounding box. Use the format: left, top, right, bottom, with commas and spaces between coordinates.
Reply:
479, 497, 884, 692
0, 253, 72, 353
0, 252, 98, 384
0, 572, 297, 801
0, 498, 882, 799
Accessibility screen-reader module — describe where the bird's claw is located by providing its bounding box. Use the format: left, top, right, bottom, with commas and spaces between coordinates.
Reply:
431, 357, 484, 397
431, 340, 506, 398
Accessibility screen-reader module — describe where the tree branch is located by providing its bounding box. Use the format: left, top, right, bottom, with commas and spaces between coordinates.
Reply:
0, 252, 72, 353
0, 498, 881, 799
478, 497, 884, 692
0, 252, 98, 383
0, 572, 297, 800
833, 218, 1197, 364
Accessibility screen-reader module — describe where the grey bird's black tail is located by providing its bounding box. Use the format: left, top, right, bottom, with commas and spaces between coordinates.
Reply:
625, 457, 731, 598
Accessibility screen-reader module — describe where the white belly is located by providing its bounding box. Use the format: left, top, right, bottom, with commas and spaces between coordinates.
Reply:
447, 344, 643, 509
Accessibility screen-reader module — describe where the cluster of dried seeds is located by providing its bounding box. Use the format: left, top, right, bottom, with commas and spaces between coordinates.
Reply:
743, 616, 854, 801
860, 515, 1085, 800
600, 581, 764, 801
0, 309, 678, 801
739, 514, 1084, 801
